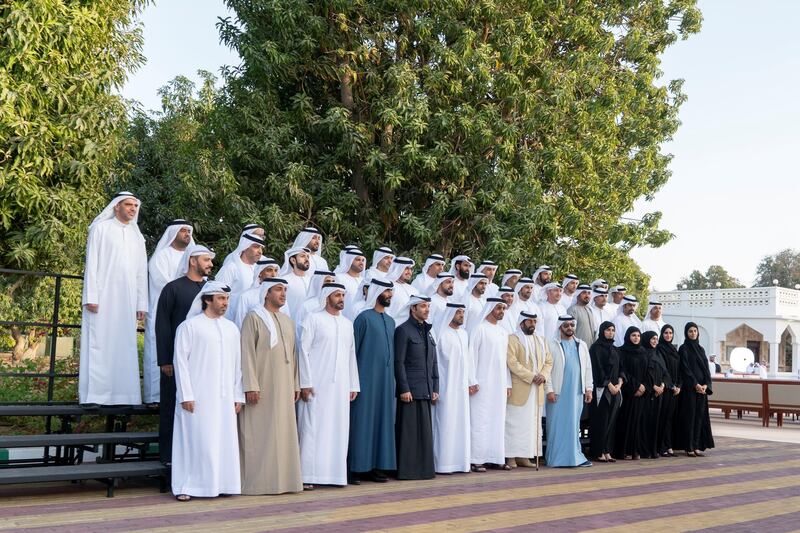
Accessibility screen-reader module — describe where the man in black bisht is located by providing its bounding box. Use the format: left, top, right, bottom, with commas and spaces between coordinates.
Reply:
394, 295, 439, 480
154, 244, 214, 465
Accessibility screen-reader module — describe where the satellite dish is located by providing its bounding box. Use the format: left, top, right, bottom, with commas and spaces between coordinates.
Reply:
729, 347, 755, 373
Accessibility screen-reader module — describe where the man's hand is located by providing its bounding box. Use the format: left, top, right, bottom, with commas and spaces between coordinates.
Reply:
294, 391, 300, 403
638, 384, 646, 394
86, 304, 99, 313
432, 392, 439, 403
532, 374, 545, 385
350, 391, 358, 401
673, 386, 681, 396
301, 387, 314, 402
695, 383, 704, 394
547, 392, 557, 403
181, 401, 195, 413
137, 311, 146, 321
235, 402, 243, 414
506, 388, 512, 398
400, 392, 412, 403
245, 391, 260, 405
468, 384, 479, 395
584, 390, 593, 404
160, 364, 174, 377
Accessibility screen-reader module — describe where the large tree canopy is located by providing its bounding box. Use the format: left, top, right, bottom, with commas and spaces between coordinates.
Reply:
0, 0, 148, 271
207, 0, 700, 291
754, 248, 800, 288
677, 265, 744, 290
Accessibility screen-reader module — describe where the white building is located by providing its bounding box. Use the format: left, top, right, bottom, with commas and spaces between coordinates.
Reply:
651, 286, 800, 377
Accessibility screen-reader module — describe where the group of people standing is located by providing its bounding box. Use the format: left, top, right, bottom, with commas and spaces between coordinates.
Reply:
78, 193, 714, 501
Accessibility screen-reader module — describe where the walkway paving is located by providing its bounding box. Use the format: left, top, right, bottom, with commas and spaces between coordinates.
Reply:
1, 434, 798, 532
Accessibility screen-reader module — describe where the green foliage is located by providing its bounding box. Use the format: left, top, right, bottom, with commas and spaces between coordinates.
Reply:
677, 265, 744, 290
0, 0, 148, 271
205, 0, 701, 291
754, 249, 800, 288
115, 72, 253, 255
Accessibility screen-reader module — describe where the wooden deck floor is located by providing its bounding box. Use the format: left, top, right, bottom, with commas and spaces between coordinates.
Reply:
1, 436, 798, 532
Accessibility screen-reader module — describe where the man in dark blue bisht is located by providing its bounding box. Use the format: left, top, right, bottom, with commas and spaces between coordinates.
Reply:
394, 295, 439, 480
348, 278, 397, 484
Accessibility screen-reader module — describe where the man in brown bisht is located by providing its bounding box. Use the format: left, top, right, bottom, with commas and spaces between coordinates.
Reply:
238, 277, 302, 494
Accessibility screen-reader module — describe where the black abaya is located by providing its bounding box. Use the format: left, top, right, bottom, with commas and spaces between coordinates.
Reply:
614, 327, 648, 459
675, 322, 715, 452
589, 321, 624, 458
657, 325, 682, 454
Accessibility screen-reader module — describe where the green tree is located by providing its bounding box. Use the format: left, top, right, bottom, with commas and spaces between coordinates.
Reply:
115, 71, 252, 256
677, 265, 744, 290
754, 249, 800, 288
1, 0, 148, 271
1, 0, 147, 360
214, 0, 701, 291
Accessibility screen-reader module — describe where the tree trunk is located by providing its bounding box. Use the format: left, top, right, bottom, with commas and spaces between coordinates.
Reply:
10, 326, 25, 363
339, 57, 370, 204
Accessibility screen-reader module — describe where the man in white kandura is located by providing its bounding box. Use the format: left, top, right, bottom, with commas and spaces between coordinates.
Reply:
613, 295, 643, 346
386, 256, 416, 322
279, 246, 312, 320
172, 281, 244, 501
427, 272, 455, 322
469, 297, 512, 472
79, 192, 148, 406
297, 283, 360, 489
368, 246, 394, 278
291, 227, 329, 272
143, 219, 194, 405
642, 301, 665, 333
505, 311, 552, 468
476, 260, 500, 298
335, 247, 366, 310
411, 253, 446, 294
432, 303, 476, 474
215, 230, 265, 319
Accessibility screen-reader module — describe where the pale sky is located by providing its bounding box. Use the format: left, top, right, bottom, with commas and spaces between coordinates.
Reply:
121, 0, 800, 291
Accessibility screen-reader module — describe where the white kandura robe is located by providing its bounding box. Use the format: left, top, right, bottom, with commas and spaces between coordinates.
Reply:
429, 294, 448, 324
613, 313, 643, 347
559, 292, 575, 309
539, 301, 566, 340
411, 273, 437, 294
464, 295, 486, 333
232, 286, 289, 329
297, 311, 360, 486
284, 272, 311, 321
642, 318, 665, 334
590, 304, 615, 327
505, 334, 546, 457
79, 218, 148, 405
388, 282, 415, 322
452, 277, 470, 304
469, 321, 511, 465
143, 246, 184, 403
433, 326, 476, 473
171, 313, 245, 497
336, 273, 362, 313
309, 254, 330, 273
215, 256, 255, 320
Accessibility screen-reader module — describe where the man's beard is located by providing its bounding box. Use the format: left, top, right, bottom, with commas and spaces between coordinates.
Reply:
377, 295, 392, 307
457, 269, 470, 280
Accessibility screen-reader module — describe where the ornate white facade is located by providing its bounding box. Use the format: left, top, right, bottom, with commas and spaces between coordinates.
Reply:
650, 287, 800, 377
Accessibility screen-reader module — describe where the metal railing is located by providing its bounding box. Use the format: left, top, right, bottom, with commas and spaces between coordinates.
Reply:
0, 268, 83, 408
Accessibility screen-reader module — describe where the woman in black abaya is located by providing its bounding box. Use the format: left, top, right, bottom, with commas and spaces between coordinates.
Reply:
641, 330, 667, 459
589, 321, 625, 463
614, 326, 648, 460
675, 322, 715, 456
657, 324, 682, 456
